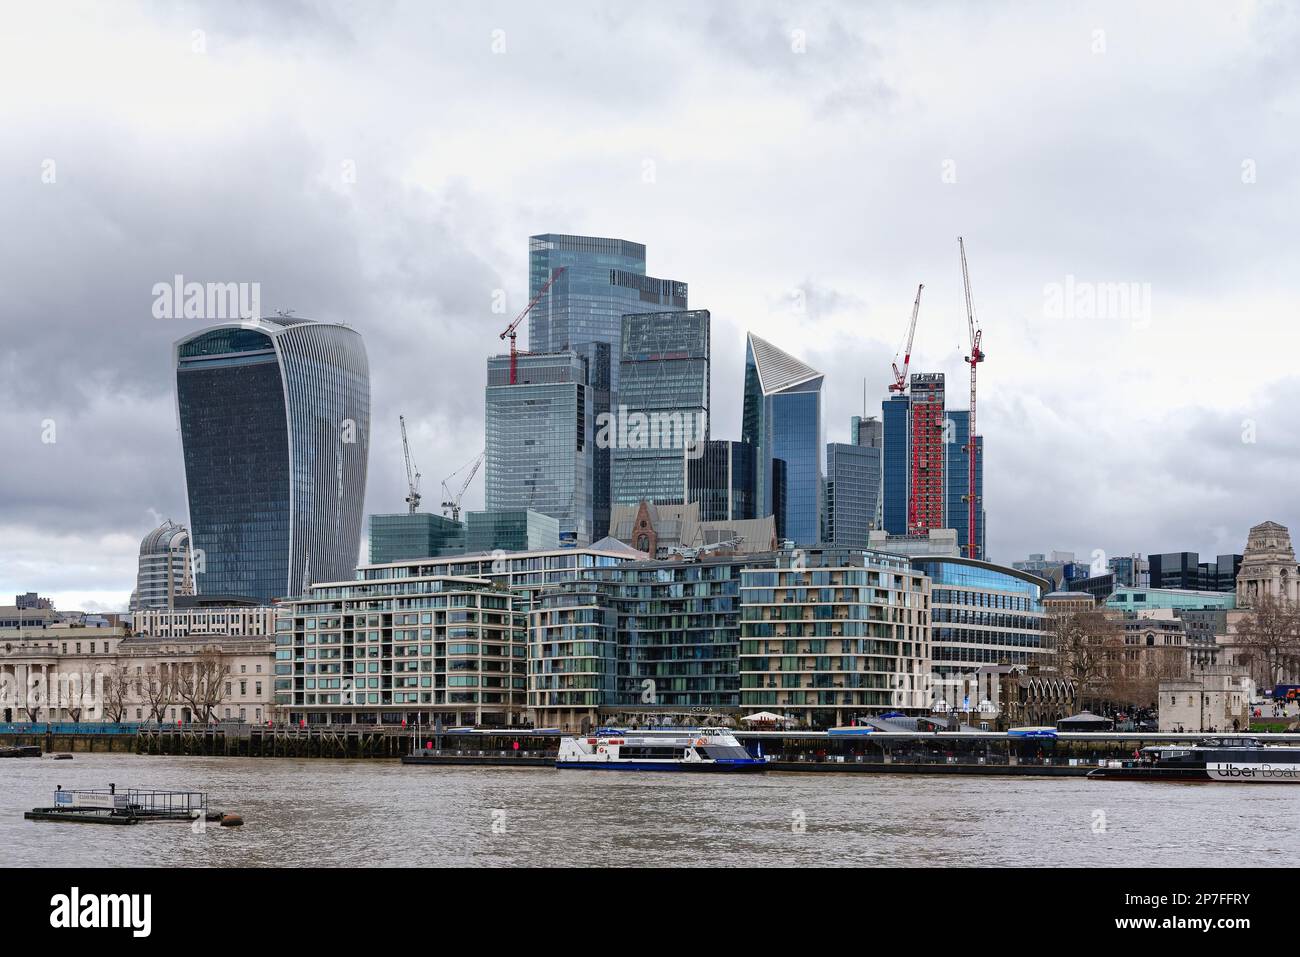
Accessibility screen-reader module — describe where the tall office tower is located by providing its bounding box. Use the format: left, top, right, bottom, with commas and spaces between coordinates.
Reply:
131, 519, 195, 611
484, 351, 594, 546
576, 341, 612, 539
612, 309, 710, 506
851, 414, 884, 530
943, 410, 985, 559
881, 394, 910, 534
825, 441, 880, 549
527, 235, 688, 386
851, 415, 884, 448
528, 234, 687, 538
175, 318, 371, 603
686, 439, 756, 521
908, 372, 946, 535
741, 333, 824, 546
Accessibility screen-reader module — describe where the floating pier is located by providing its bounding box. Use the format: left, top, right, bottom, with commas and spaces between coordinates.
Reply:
25, 785, 226, 825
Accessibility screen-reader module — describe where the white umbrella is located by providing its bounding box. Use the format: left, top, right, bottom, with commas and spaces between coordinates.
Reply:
740, 711, 786, 723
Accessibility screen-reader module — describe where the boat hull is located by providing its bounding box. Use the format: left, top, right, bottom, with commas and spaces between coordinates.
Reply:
1089, 763, 1300, 783
555, 760, 766, 773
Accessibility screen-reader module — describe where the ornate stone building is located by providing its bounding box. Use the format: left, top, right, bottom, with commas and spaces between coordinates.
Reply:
1236, 520, 1300, 608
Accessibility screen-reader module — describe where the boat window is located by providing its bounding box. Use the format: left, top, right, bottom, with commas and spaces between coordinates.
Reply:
618, 746, 680, 760
700, 746, 753, 761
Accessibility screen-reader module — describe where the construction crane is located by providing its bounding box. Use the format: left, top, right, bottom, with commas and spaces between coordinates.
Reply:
499, 267, 566, 385
888, 284, 925, 393
399, 415, 421, 513
440, 451, 484, 523
958, 237, 985, 560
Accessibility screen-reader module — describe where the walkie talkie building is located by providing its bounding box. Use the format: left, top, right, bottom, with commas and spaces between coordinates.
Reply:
174, 317, 370, 603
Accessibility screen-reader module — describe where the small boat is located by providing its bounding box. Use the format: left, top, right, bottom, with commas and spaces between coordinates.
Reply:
556, 728, 765, 772
1088, 736, 1300, 783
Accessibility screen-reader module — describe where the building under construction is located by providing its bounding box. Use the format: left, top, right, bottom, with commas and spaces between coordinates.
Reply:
879, 238, 987, 560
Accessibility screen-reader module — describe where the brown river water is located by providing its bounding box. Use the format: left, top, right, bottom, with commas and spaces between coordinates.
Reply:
1, 753, 1296, 867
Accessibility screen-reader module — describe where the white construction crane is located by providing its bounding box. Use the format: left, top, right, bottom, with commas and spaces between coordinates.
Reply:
889, 283, 925, 394
399, 415, 421, 514
441, 451, 484, 523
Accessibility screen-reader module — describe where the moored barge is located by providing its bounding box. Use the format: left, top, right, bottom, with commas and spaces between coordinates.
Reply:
1088, 736, 1300, 782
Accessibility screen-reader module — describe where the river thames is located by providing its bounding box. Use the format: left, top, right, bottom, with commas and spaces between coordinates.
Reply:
2, 753, 1297, 867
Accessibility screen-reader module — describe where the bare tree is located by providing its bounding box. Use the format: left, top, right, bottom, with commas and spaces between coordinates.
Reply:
1052, 610, 1123, 712
102, 663, 131, 723
141, 664, 177, 724
174, 652, 231, 724
1233, 596, 1300, 688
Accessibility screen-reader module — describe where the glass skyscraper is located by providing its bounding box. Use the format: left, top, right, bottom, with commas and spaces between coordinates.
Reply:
174, 317, 370, 603
825, 441, 881, 549
882, 394, 910, 535
612, 309, 710, 506
527, 234, 688, 386
944, 410, 986, 559
686, 439, 756, 521
484, 351, 593, 546
741, 333, 824, 546
528, 234, 688, 539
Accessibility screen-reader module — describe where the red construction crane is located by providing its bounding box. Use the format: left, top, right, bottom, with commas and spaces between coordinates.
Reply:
959, 237, 984, 560
499, 266, 566, 385
889, 283, 925, 393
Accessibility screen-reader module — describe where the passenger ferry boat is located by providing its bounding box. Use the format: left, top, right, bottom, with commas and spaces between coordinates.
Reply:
1088, 736, 1300, 782
556, 728, 766, 772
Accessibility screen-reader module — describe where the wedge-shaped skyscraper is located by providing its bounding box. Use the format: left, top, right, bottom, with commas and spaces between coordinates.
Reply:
741, 333, 824, 545
174, 317, 371, 602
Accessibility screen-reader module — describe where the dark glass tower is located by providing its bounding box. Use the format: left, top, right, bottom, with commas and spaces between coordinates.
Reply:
882, 394, 910, 534
175, 318, 370, 602
687, 440, 756, 521
741, 333, 824, 546
944, 410, 985, 559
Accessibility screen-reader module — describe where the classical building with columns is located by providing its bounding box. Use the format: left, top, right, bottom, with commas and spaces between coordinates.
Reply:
1215, 520, 1300, 688
1235, 521, 1300, 608
0, 621, 274, 724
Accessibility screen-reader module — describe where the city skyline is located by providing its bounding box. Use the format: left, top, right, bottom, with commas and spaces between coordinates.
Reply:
3, 1, 1297, 610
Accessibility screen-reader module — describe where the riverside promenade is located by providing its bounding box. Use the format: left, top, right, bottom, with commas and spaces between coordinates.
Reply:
6, 722, 1300, 773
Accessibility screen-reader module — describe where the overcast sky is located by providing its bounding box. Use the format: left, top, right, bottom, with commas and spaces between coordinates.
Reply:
2, 0, 1297, 611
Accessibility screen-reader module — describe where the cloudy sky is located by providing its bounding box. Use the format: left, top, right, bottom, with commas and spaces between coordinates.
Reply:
2, 0, 1297, 610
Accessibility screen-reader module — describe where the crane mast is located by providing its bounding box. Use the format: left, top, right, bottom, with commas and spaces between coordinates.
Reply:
889, 283, 925, 393
500, 266, 566, 385
959, 237, 984, 560
399, 415, 421, 514
441, 451, 484, 524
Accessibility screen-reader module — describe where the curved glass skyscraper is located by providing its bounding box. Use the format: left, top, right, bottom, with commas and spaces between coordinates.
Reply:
174, 317, 370, 602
